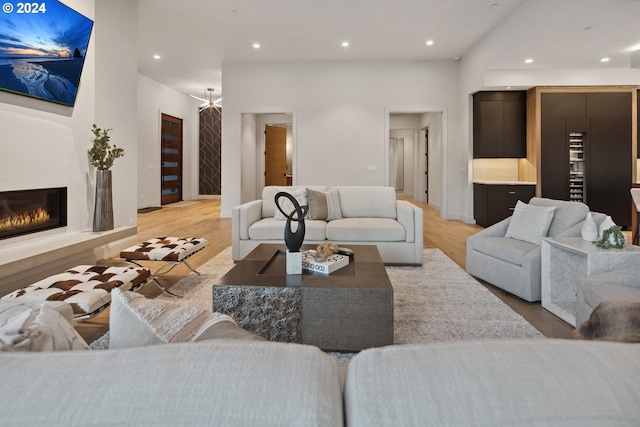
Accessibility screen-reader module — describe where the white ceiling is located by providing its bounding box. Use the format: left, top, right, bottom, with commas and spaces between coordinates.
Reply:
134, 0, 640, 98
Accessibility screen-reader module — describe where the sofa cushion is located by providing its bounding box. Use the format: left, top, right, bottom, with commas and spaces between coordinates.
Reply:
345, 340, 640, 427
261, 185, 327, 218
249, 218, 327, 241
580, 280, 640, 308
0, 340, 343, 426
109, 289, 250, 349
472, 236, 538, 266
583, 266, 640, 289
505, 200, 555, 245
529, 197, 588, 237
307, 188, 343, 221
333, 186, 397, 219
326, 218, 405, 242
0, 302, 89, 352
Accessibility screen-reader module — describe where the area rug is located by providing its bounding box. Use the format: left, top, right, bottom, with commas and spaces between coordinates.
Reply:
91, 247, 543, 353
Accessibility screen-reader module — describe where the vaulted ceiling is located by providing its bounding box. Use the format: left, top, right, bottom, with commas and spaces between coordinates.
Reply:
134, 0, 640, 98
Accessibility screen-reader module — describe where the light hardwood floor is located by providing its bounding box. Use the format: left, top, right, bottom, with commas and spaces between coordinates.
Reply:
77, 198, 578, 343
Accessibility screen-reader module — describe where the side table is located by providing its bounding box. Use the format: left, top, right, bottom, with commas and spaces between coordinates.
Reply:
541, 236, 640, 327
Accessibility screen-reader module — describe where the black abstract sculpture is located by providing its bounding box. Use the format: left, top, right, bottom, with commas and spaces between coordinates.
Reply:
275, 191, 307, 252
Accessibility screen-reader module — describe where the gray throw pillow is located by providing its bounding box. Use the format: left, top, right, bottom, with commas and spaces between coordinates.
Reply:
505, 200, 556, 245
307, 188, 329, 220
307, 188, 342, 221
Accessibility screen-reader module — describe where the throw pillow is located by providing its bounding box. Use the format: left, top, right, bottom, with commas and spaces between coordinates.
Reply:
307, 188, 329, 220
505, 200, 556, 245
306, 188, 343, 221
274, 188, 308, 221
109, 289, 261, 349
0, 302, 89, 352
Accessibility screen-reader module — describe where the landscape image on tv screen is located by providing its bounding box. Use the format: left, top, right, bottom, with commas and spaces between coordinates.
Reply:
0, 1, 93, 107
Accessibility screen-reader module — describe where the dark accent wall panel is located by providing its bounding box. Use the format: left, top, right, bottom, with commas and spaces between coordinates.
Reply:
199, 108, 222, 195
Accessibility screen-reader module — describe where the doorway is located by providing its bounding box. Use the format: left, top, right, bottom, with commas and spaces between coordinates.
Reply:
265, 125, 288, 186
388, 112, 443, 210
160, 113, 183, 205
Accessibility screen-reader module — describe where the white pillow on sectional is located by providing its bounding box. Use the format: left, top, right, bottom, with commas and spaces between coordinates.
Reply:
505, 200, 556, 245
0, 302, 89, 352
109, 289, 236, 349
273, 188, 309, 221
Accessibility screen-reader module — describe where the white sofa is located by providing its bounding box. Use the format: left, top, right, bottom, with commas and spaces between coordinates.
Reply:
232, 186, 424, 265
1, 339, 639, 426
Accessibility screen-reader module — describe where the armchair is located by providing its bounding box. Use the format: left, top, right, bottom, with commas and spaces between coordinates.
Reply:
466, 197, 603, 302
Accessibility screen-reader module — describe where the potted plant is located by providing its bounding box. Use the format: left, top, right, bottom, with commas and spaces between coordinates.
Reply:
88, 124, 124, 231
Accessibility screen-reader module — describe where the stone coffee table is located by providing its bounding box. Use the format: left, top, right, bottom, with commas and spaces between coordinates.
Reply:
213, 244, 394, 352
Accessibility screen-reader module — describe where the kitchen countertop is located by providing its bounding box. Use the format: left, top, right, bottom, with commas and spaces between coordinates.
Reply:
473, 181, 536, 185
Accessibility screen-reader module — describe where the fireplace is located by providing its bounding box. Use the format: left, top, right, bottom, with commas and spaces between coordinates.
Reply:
0, 187, 67, 240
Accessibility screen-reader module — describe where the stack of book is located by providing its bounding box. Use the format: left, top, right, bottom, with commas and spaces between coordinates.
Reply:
301, 249, 349, 275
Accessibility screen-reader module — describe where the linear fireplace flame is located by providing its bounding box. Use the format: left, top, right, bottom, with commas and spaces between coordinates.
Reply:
0, 207, 51, 229
0, 188, 67, 240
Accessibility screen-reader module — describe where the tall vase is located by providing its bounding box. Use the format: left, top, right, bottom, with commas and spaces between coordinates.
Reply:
598, 215, 616, 239
93, 170, 114, 232
581, 212, 598, 242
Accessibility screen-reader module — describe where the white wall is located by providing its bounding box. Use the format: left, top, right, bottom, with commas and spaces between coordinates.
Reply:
136, 74, 200, 208
0, 0, 144, 252
221, 60, 459, 218
240, 113, 258, 204
95, 0, 137, 228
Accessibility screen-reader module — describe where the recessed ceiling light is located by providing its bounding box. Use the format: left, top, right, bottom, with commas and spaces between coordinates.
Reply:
153, 54, 161, 60
524, 58, 533, 64
426, 40, 434, 46
342, 41, 349, 47
600, 57, 610, 62
253, 43, 261, 49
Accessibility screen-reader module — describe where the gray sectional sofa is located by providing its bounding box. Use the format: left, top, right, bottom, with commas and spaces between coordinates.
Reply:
1, 339, 639, 426
232, 185, 424, 265
576, 265, 640, 327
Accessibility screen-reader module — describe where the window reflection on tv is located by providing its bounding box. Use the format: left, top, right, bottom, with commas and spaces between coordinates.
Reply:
0, 1, 93, 107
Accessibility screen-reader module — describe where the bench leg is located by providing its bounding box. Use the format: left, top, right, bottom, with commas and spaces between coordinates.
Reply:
126, 260, 184, 298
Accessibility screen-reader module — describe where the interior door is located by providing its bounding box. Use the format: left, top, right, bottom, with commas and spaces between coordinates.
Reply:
264, 125, 287, 186
161, 114, 183, 205
424, 128, 429, 203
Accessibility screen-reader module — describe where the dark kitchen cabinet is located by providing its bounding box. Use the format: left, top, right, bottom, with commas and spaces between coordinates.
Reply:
474, 183, 536, 227
473, 91, 526, 158
540, 91, 632, 226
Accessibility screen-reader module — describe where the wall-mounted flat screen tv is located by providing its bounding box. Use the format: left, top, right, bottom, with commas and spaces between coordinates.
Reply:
0, 1, 93, 107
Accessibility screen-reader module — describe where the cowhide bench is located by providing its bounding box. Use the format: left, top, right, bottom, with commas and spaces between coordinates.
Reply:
119, 237, 208, 297
0, 265, 150, 321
